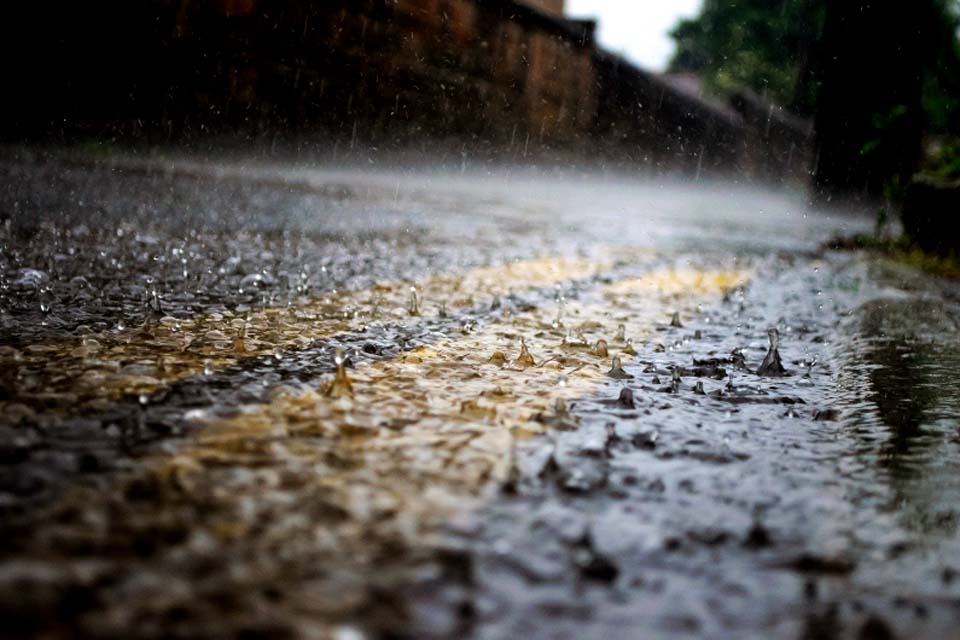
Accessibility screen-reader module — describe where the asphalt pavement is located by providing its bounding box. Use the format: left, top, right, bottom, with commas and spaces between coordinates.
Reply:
1, 150, 959, 639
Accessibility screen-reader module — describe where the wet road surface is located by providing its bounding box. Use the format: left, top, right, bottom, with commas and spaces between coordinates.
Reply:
1, 150, 959, 639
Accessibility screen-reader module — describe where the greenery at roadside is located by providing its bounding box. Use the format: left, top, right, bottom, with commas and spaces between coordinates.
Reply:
669, 0, 960, 179
923, 138, 960, 178
668, 0, 826, 116
825, 234, 960, 280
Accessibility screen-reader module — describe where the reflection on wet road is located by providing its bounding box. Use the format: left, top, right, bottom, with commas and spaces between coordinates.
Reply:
1, 152, 959, 639
838, 294, 960, 538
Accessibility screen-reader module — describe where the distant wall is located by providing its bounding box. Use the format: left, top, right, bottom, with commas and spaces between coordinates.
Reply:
520, 0, 565, 16
591, 52, 748, 176
172, 0, 598, 148
730, 90, 815, 184
1, 0, 813, 182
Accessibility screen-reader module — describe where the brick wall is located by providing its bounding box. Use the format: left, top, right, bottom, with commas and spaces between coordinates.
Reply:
520, 0, 565, 17
2, 0, 812, 182
114, 0, 594, 150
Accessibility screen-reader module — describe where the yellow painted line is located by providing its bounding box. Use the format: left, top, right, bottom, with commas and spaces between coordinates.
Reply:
16, 261, 748, 636
159, 265, 748, 549
0, 255, 614, 420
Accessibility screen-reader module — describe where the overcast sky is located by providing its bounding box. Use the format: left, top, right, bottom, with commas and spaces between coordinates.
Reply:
566, 0, 703, 71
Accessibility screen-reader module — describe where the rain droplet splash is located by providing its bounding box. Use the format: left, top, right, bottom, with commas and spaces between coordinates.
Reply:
593, 339, 609, 358
607, 356, 633, 379
408, 285, 421, 316
757, 327, 788, 377
233, 322, 247, 353
552, 283, 565, 330
515, 337, 535, 367
325, 348, 354, 397
488, 351, 507, 366
615, 323, 626, 343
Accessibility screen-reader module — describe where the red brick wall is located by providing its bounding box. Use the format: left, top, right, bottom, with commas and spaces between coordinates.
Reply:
522, 0, 565, 16
5, 0, 812, 183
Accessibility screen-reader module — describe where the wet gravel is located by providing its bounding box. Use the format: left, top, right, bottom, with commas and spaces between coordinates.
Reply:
2, 149, 959, 639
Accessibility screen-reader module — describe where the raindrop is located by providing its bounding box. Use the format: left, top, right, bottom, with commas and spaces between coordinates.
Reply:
757, 328, 788, 377
539, 397, 578, 430
670, 311, 683, 328
149, 289, 164, 317
488, 351, 507, 366
615, 323, 626, 342
12, 268, 47, 292
515, 338, 535, 367
670, 367, 681, 393
607, 356, 633, 379
593, 339, 609, 357
325, 348, 354, 397
239, 272, 271, 293
233, 324, 247, 353
552, 283, 565, 329
408, 286, 421, 316
731, 348, 748, 371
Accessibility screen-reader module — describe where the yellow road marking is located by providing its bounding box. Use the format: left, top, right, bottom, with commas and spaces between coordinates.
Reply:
164, 265, 748, 548
0, 255, 613, 420
16, 261, 748, 636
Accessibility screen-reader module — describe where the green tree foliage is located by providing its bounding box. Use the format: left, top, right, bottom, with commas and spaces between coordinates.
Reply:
924, 0, 960, 134
668, 0, 826, 115
921, 1, 960, 177
670, 0, 960, 188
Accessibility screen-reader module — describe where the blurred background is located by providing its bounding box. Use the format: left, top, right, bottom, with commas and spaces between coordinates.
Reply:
2, 0, 960, 228
3, 6, 960, 638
